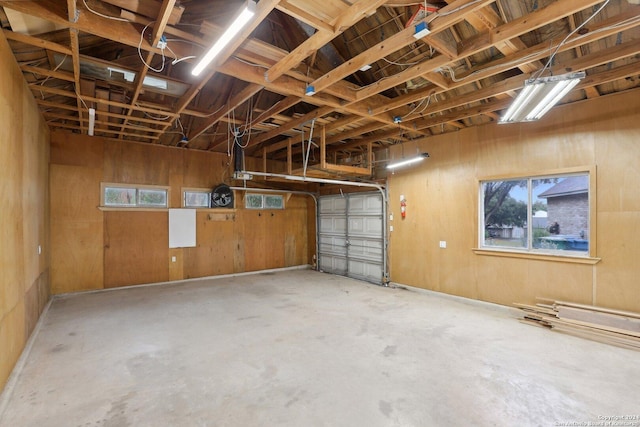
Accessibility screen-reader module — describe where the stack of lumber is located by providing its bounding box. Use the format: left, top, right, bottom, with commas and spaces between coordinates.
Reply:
515, 299, 640, 351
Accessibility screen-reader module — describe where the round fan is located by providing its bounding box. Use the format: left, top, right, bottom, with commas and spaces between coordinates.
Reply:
211, 184, 234, 208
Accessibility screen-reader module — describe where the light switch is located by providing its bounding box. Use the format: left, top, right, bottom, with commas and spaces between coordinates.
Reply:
439, 241, 447, 248
171, 256, 177, 262
390, 225, 394, 232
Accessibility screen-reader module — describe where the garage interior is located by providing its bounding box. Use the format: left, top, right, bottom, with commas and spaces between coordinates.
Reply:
1, 0, 640, 425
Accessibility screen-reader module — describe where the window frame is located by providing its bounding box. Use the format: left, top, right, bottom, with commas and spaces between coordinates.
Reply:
182, 188, 212, 208
100, 182, 170, 210
474, 166, 599, 263
245, 193, 285, 210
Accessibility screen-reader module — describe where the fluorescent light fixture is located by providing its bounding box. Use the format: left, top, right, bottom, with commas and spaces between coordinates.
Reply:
88, 108, 95, 136
413, 21, 430, 39
499, 71, 585, 124
359, 64, 372, 72
191, 1, 256, 76
305, 85, 316, 96
387, 153, 429, 170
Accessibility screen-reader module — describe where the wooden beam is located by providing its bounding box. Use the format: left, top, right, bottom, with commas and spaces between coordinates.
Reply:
0, 1, 189, 57
2, 29, 72, 55
245, 106, 334, 149
287, 138, 293, 175
118, 0, 176, 139
276, 1, 334, 33
29, 84, 179, 117
171, 0, 280, 135
20, 65, 75, 82
188, 83, 264, 142
265, 0, 388, 83
320, 126, 327, 169
308, 0, 495, 95
101, 0, 185, 25
370, 8, 640, 117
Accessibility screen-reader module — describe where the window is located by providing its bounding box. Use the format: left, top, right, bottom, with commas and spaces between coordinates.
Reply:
183, 190, 211, 208
264, 195, 284, 209
102, 184, 168, 208
245, 193, 284, 210
480, 172, 591, 256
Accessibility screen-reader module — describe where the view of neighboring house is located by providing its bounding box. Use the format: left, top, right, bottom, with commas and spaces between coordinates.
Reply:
538, 176, 589, 237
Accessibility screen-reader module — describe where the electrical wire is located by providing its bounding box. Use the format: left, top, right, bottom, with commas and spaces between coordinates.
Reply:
533, 0, 611, 80
382, 57, 420, 67
138, 22, 166, 73
39, 54, 68, 86
81, 0, 130, 22
139, 107, 171, 120
234, 56, 269, 69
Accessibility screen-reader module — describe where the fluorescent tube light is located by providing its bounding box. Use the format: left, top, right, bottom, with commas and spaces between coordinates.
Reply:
387, 153, 429, 170
191, 1, 256, 76
499, 71, 585, 124
88, 108, 95, 136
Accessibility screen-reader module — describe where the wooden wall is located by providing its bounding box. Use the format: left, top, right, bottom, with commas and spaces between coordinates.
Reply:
49, 133, 312, 293
387, 88, 640, 313
0, 31, 50, 393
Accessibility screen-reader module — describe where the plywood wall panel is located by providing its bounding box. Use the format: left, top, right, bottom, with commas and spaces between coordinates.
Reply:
594, 212, 640, 312
50, 165, 103, 293
388, 89, 640, 312
168, 248, 184, 281
243, 211, 269, 271
104, 211, 169, 287
50, 131, 104, 168
183, 212, 236, 278
1, 29, 49, 394
182, 150, 232, 188
50, 222, 104, 293
0, 301, 25, 392
103, 140, 172, 185
284, 196, 309, 266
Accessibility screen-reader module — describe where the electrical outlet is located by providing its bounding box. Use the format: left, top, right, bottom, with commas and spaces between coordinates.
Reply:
389, 213, 393, 221
38, 245, 42, 255
439, 241, 447, 248
171, 256, 176, 262
389, 225, 394, 232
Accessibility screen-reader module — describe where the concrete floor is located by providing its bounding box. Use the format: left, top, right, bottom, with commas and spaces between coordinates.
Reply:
1, 269, 639, 427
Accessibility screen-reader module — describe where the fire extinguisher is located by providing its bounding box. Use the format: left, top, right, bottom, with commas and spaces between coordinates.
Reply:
400, 197, 407, 219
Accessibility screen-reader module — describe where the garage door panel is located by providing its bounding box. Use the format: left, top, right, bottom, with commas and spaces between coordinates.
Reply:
319, 216, 347, 234
319, 255, 347, 275
348, 259, 382, 283
348, 216, 383, 236
319, 235, 347, 256
318, 192, 385, 285
319, 196, 347, 214
348, 238, 382, 260
348, 194, 382, 214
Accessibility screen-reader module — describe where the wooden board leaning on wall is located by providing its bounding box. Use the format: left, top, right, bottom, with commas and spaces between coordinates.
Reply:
515, 299, 640, 351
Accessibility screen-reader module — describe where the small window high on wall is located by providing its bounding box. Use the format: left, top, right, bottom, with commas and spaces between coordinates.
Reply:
102, 184, 169, 208
245, 193, 284, 210
479, 171, 592, 256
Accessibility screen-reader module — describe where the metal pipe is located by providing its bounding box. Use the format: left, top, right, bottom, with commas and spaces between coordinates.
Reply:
229, 185, 319, 272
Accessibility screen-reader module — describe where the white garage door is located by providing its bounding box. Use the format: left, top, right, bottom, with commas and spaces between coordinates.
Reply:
318, 192, 385, 284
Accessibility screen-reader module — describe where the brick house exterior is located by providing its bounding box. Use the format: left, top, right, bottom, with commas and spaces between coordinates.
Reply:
538, 176, 589, 237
